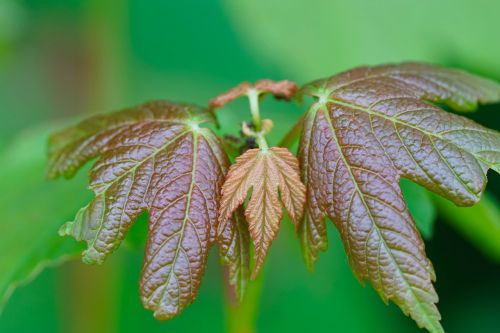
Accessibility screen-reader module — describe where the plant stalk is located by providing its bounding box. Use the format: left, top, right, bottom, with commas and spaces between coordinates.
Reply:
255, 133, 269, 151
246, 88, 271, 151
224, 268, 265, 333
247, 88, 262, 132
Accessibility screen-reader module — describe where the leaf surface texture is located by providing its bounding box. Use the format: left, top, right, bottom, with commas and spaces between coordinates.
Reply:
218, 208, 250, 302
298, 63, 500, 332
218, 147, 306, 278
47, 101, 229, 320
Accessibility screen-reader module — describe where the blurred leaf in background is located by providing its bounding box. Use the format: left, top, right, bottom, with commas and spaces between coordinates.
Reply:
0, 0, 25, 61
433, 193, 500, 262
401, 179, 437, 240
222, 0, 500, 81
0, 126, 90, 310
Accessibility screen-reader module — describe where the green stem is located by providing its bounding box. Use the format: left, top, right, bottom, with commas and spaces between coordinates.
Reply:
224, 269, 265, 333
245, 88, 271, 150
247, 88, 261, 132
255, 133, 269, 151
278, 114, 305, 148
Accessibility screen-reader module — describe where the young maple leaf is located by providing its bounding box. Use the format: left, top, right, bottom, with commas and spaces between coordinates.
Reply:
218, 147, 306, 278
209, 79, 297, 110
47, 101, 229, 320
298, 63, 500, 333
218, 207, 250, 302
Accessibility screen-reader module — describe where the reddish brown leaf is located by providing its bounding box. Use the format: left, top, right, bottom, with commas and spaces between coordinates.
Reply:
47, 101, 229, 320
209, 80, 298, 110
218, 207, 250, 302
298, 63, 500, 333
218, 147, 306, 278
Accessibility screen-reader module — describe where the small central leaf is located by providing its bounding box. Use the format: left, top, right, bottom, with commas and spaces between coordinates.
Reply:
218, 147, 306, 278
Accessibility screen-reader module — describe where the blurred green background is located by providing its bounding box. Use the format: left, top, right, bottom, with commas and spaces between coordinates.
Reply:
0, 0, 499, 332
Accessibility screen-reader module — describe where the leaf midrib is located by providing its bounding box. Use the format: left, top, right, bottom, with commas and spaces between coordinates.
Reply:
153, 131, 200, 314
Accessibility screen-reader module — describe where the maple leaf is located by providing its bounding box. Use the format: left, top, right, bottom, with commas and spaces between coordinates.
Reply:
47, 101, 229, 320
297, 63, 500, 333
218, 147, 306, 278
208, 79, 297, 110
218, 207, 250, 302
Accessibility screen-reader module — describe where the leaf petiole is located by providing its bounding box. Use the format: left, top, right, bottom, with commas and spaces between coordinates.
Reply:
246, 88, 262, 132
255, 133, 268, 151
245, 88, 271, 151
